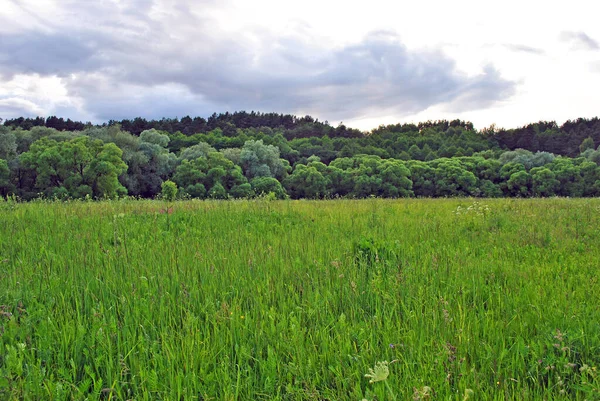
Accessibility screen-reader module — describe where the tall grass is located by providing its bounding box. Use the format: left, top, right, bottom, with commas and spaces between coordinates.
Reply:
1, 198, 599, 400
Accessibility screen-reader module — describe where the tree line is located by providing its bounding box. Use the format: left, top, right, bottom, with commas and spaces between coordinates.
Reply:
1, 113, 600, 200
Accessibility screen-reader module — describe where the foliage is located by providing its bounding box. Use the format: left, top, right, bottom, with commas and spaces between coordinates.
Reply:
3, 113, 600, 199
172, 151, 248, 199
160, 180, 177, 201
0, 126, 17, 160
0, 159, 12, 196
283, 163, 328, 199
240, 139, 288, 180
250, 176, 287, 199
17, 136, 127, 199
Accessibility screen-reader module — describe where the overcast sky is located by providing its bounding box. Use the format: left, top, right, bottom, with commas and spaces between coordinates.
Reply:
1, 0, 600, 131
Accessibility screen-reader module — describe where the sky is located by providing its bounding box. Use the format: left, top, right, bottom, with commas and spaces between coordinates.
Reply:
1, 0, 599, 131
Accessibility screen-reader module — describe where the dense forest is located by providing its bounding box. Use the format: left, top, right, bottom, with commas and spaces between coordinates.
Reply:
1, 112, 600, 200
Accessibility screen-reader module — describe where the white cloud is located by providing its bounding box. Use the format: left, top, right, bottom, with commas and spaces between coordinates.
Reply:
1, 0, 600, 129
559, 31, 599, 51
0, 73, 88, 119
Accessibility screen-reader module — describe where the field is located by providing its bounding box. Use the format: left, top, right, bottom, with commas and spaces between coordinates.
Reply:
1, 198, 600, 400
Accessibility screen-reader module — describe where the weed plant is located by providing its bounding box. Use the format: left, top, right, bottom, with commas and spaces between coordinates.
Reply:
0, 198, 599, 400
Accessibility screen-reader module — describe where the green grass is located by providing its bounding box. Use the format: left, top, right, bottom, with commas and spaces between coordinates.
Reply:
1, 198, 599, 400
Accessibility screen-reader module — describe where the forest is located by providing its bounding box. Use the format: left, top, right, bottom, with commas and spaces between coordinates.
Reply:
1, 112, 600, 200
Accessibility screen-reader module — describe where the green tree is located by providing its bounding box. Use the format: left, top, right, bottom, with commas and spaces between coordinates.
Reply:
229, 183, 254, 198
499, 162, 525, 194
549, 158, 583, 197
353, 174, 382, 198
250, 177, 287, 199
326, 155, 412, 198
408, 161, 436, 197
0, 159, 13, 196
478, 180, 502, 197
19, 136, 128, 199
408, 144, 424, 160
0, 127, 17, 160
531, 167, 559, 197
19, 137, 64, 194
172, 152, 248, 199
579, 161, 600, 196
240, 140, 288, 180
507, 171, 532, 197
432, 160, 477, 196
87, 143, 128, 198
87, 126, 177, 198
378, 160, 413, 197
580, 136, 595, 154
140, 129, 170, 148
475, 158, 502, 183
180, 142, 216, 161
209, 182, 228, 199
283, 164, 328, 199
220, 148, 242, 165
132, 131, 177, 197
499, 149, 555, 170
161, 180, 178, 201
321, 163, 354, 197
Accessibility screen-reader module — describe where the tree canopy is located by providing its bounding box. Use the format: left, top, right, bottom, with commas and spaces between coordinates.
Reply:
2, 113, 600, 200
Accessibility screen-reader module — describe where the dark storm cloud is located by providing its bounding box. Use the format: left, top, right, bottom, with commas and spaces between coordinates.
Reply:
559, 31, 600, 51
0, 0, 516, 122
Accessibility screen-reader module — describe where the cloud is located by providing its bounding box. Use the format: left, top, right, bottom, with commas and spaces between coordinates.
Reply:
0, 32, 102, 78
502, 44, 545, 55
67, 75, 213, 121
559, 31, 599, 51
0, 0, 516, 123
444, 66, 515, 112
0, 74, 87, 120
0, 97, 45, 117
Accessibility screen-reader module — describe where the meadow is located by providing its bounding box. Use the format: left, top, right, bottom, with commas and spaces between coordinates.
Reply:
1, 198, 599, 400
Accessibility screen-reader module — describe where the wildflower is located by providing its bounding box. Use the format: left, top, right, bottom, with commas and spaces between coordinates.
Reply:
554, 329, 565, 342
413, 386, 432, 400
365, 361, 389, 383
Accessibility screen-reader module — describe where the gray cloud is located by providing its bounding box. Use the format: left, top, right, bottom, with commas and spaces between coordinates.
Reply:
502, 44, 545, 55
0, 32, 102, 78
0, 0, 516, 123
0, 97, 45, 117
444, 66, 515, 112
559, 31, 599, 51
